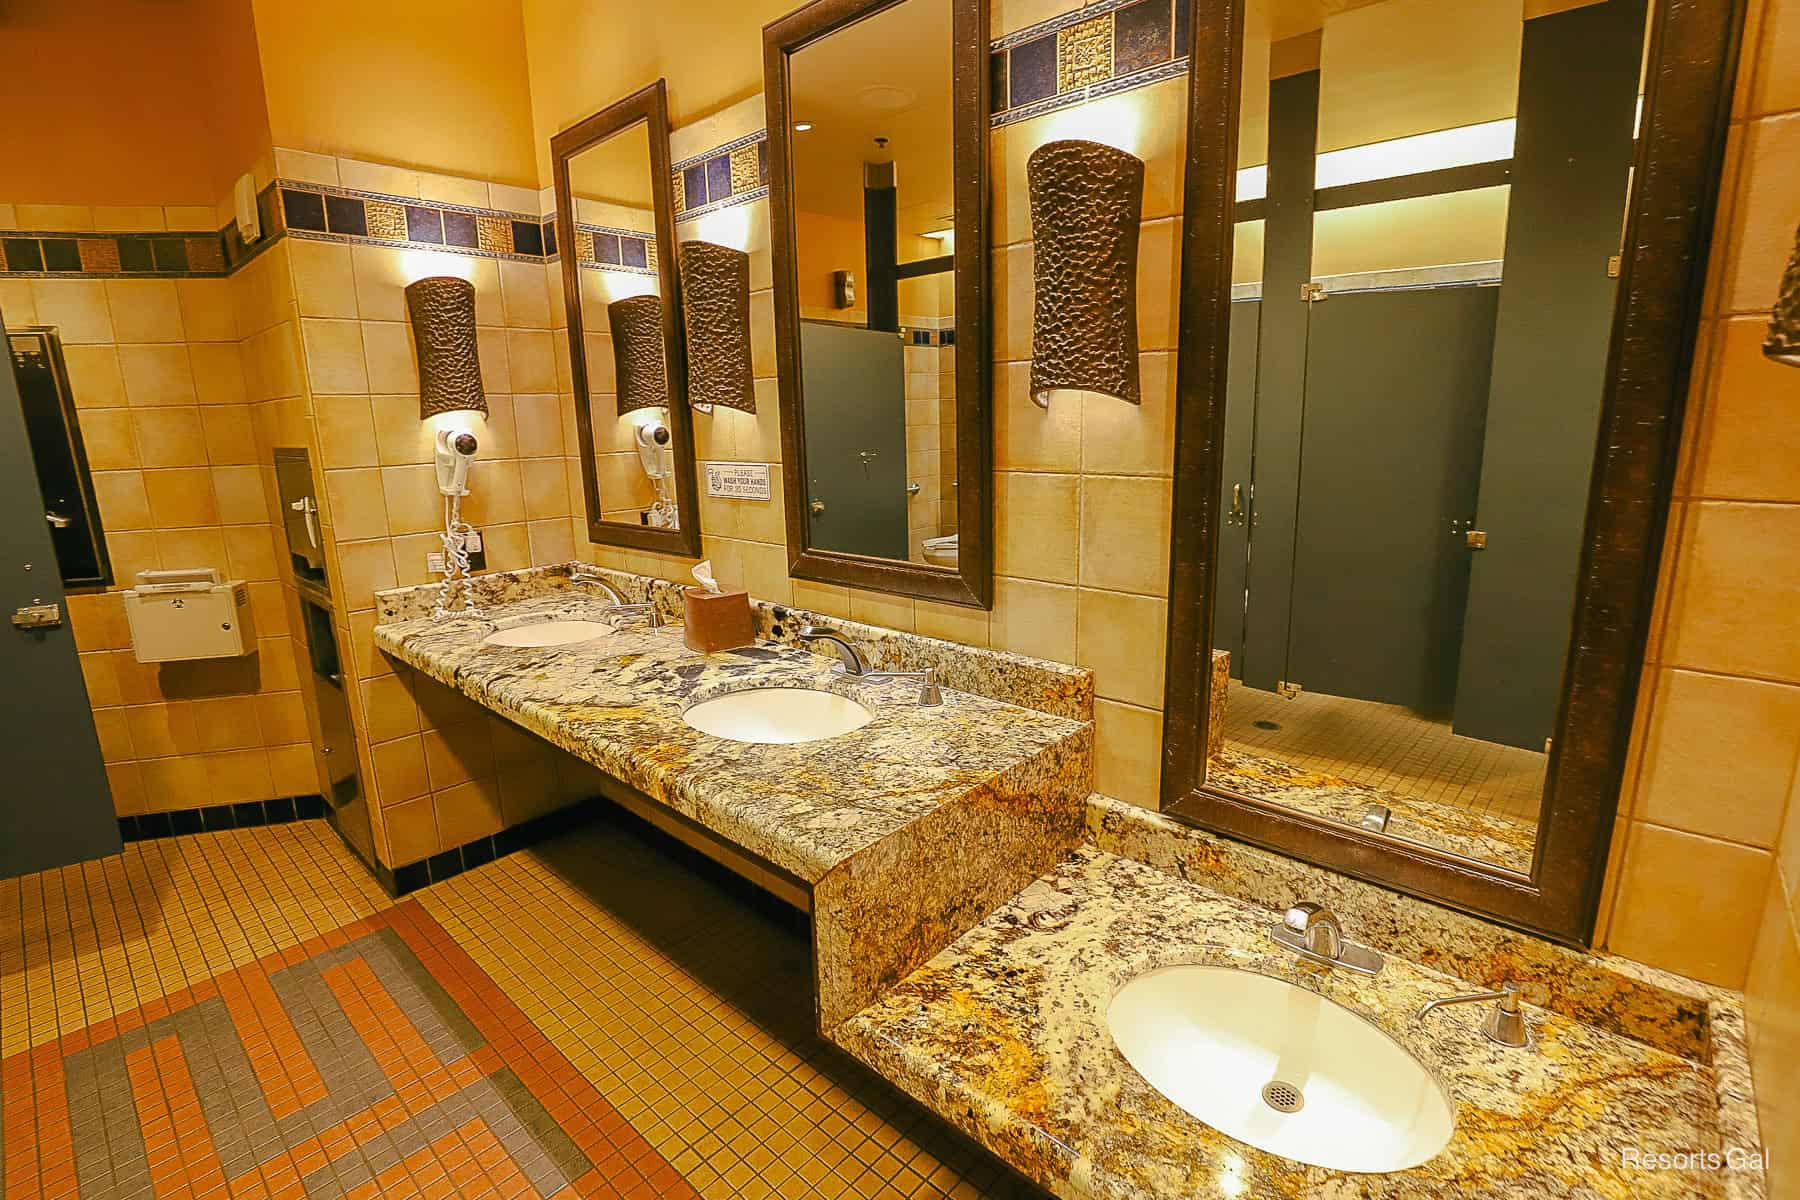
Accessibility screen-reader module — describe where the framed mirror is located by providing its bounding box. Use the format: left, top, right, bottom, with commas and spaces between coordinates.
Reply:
554, 79, 703, 557
1163, 0, 1742, 943
764, 0, 992, 607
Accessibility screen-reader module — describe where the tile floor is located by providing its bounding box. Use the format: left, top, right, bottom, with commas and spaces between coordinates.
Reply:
1223, 680, 1548, 823
1, 817, 1047, 1200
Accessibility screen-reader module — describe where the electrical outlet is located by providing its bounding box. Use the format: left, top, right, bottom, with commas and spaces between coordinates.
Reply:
426, 551, 445, 574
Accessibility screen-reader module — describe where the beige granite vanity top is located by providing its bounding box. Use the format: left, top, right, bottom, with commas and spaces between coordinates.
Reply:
833, 846, 1757, 1200
373, 588, 1089, 885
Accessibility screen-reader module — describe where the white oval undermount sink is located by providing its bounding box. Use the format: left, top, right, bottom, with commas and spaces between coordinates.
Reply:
482, 620, 617, 648
1107, 965, 1454, 1174
683, 688, 873, 745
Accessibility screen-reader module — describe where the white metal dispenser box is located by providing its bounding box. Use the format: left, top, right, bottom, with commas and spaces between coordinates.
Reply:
123, 568, 257, 663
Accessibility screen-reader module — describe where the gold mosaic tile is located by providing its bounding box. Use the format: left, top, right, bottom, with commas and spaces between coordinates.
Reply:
645, 239, 658, 269
671, 173, 686, 216
477, 216, 515, 253
77, 238, 121, 272
365, 200, 408, 240
1056, 13, 1115, 92
729, 146, 761, 197
185, 237, 225, 272
576, 229, 596, 265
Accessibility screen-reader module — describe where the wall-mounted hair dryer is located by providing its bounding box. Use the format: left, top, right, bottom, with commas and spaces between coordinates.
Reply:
635, 419, 673, 482
435, 427, 479, 496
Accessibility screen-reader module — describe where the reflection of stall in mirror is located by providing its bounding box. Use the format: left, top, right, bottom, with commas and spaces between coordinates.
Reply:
553, 79, 702, 557
765, 0, 992, 607
1162, 0, 1741, 942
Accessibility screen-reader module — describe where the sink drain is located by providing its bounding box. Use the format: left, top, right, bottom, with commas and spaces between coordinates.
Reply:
1261, 1080, 1304, 1113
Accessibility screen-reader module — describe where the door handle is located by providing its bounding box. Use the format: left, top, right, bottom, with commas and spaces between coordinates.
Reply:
44, 512, 71, 529
810, 499, 826, 515
12, 602, 62, 629
906, 482, 921, 497
1230, 484, 1243, 517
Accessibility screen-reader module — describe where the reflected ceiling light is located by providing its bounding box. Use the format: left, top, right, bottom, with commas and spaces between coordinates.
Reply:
793, 121, 814, 132
1313, 117, 1515, 189
1767, 222, 1800, 367
1026, 139, 1145, 408
1235, 165, 1267, 203
859, 84, 916, 111
922, 228, 954, 241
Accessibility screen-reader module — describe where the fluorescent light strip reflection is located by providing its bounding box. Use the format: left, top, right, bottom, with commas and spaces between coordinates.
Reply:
1312, 117, 1516, 189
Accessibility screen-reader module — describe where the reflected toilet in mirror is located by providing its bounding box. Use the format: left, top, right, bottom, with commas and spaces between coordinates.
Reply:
553, 79, 703, 557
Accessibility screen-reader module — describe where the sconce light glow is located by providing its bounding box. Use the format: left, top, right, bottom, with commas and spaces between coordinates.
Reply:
399, 247, 474, 284
1038, 93, 1144, 157
688, 204, 754, 252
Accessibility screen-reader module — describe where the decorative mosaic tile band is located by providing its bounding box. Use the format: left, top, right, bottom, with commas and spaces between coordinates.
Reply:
904, 326, 956, 346
275, 181, 555, 262
672, 130, 770, 224
1, 229, 229, 278
990, 0, 1190, 127
570, 221, 659, 275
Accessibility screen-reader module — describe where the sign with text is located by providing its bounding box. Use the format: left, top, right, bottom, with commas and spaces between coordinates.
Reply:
703, 462, 773, 501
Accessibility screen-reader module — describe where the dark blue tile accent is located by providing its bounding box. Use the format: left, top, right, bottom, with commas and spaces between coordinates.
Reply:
757, 139, 769, 185
297, 793, 326, 819
990, 50, 1009, 111
1114, 0, 1174, 73
682, 162, 709, 209
282, 189, 329, 233
1174, 0, 1191, 59
405, 205, 444, 244
117, 237, 154, 272
392, 861, 429, 895
170, 808, 204, 835
324, 194, 368, 236
705, 153, 734, 202
1009, 33, 1058, 107
140, 811, 174, 838
941, 328, 956, 345
426, 848, 463, 883
233, 801, 268, 827
443, 210, 479, 248
265, 795, 297, 823
151, 238, 187, 272
620, 236, 648, 269
594, 232, 621, 265
41, 238, 82, 272
460, 837, 497, 869
3, 238, 44, 272
200, 804, 237, 832
542, 220, 557, 257
510, 220, 543, 256
117, 816, 141, 841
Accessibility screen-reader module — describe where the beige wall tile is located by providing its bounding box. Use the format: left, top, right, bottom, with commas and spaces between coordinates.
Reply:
1079, 474, 1172, 595
1745, 878, 1800, 1190
996, 471, 1079, 583
31, 279, 113, 343
131, 409, 207, 468
316, 397, 380, 468
1082, 351, 1175, 476
513, 393, 564, 458
63, 345, 126, 409
199, 406, 256, 464
105, 279, 184, 342
382, 465, 442, 535
338, 157, 419, 198
290, 239, 359, 318
1722, 112, 1800, 314
118, 345, 197, 407
1608, 822, 1773, 987
1693, 317, 1800, 501
1665, 502, 1800, 681
1095, 699, 1163, 808
361, 673, 421, 743
435, 778, 505, 846
324, 469, 391, 542
372, 394, 435, 465
192, 697, 264, 753
914, 598, 990, 646
993, 243, 1033, 361
521, 458, 571, 521
210, 467, 269, 526
155, 527, 227, 573
462, 460, 526, 526
507, 329, 556, 392
176, 280, 237, 342
80, 409, 140, 471
849, 591, 917, 634
17, 203, 93, 231
526, 518, 576, 566
0, 278, 37, 324
142, 468, 219, 528
335, 539, 398, 607
301, 319, 369, 394
990, 577, 1076, 662
1751, 0, 1800, 116
1077, 589, 1168, 707
1136, 218, 1180, 352
92, 471, 152, 530
362, 321, 418, 394
371, 735, 431, 805
188, 343, 247, 406
1639, 669, 1800, 847
499, 259, 551, 329
274, 148, 340, 186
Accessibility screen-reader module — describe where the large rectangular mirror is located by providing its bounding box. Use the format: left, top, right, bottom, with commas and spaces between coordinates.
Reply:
554, 79, 703, 557
764, 0, 992, 608
1163, 0, 1740, 942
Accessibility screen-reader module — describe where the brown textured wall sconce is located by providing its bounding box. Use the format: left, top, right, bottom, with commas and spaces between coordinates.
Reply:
609, 294, 669, 414
1026, 139, 1145, 408
678, 241, 756, 414
1767, 223, 1800, 367
406, 276, 487, 417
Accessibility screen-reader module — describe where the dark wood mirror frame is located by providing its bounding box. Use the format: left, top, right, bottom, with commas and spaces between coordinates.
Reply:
1160, 0, 1747, 945
553, 79, 703, 558
763, 0, 994, 608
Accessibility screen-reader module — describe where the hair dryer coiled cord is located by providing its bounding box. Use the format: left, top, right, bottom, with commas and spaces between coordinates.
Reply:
432, 493, 483, 621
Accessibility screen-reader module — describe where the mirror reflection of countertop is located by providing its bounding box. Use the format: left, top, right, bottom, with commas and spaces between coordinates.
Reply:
831, 846, 1759, 1200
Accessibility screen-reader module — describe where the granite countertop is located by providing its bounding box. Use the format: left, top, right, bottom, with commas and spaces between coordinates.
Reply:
372, 589, 1089, 885
833, 846, 1745, 1200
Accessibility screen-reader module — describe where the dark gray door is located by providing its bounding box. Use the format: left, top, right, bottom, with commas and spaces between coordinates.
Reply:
1284, 285, 1498, 715
2, 311, 122, 879
799, 321, 909, 560
1213, 301, 1261, 676
1451, 0, 1644, 751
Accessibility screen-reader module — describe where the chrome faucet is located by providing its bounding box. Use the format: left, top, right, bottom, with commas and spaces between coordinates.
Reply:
1268, 901, 1385, 975
1417, 982, 1530, 1047
569, 565, 662, 629
796, 624, 941, 705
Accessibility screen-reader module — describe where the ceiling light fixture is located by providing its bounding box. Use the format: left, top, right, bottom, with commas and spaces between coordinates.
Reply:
794, 121, 814, 132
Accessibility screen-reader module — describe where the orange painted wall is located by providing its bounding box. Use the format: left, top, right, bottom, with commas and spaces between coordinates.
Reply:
250, 0, 538, 188
0, 0, 271, 207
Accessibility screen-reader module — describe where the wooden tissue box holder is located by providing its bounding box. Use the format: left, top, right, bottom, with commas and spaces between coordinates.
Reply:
683, 587, 754, 652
